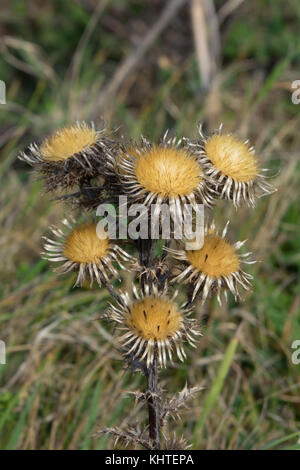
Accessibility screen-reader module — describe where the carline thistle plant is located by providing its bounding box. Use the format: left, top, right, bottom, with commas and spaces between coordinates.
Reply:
20, 121, 275, 450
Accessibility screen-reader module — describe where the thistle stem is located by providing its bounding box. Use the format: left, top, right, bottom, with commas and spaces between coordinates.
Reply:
136, 238, 156, 293
145, 348, 161, 450
100, 274, 124, 306
136, 238, 161, 448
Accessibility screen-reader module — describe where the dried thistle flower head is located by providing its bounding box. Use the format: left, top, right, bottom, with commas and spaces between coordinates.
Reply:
115, 133, 215, 220
39, 123, 99, 162
19, 121, 115, 191
168, 221, 254, 304
42, 219, 134, 286
105, 285, 200, 368
193, 124, 275, 207
135, 146, 201, 198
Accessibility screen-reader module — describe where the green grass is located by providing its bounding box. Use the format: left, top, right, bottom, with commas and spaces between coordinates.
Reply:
0, 0, 299, 450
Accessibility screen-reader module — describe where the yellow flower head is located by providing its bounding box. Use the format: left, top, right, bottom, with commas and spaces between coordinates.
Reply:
63, 223, 110, 264
43, 219, 134, 287
125, 296, 182, 341
134, 146, 203, 198
106, 286, 200, 368
186, 234, 240, 279
19, 121, 114, 192
204, 134, 258, 183
40, 124, 98, 162
116, 135, 215, 221
195, 125, 275, 206
169, 222, 254, 304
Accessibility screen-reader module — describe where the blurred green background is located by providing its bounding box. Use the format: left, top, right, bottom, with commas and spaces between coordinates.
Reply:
0, 0, 299, 450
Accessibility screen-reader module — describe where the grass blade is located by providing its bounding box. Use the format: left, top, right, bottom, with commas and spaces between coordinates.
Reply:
259, 431, 300, 450
193, 332, 240, 448
5, 388, 39, 450
80, 378, 102, 449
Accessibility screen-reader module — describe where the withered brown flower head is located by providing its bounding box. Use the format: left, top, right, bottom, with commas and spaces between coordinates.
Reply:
19, 121, 116, 192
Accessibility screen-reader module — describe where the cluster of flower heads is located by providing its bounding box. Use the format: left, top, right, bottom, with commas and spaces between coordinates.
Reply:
20, 120, 274, 206
20, 121, 275, 369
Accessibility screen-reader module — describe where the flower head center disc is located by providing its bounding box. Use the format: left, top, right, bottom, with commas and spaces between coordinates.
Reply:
126, 297, 182, 341
205, 135, 258, 182
186, 234, 240, 278
63, 223, 110, 263
134, 147, 202, 198
40, 125, 98, 162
